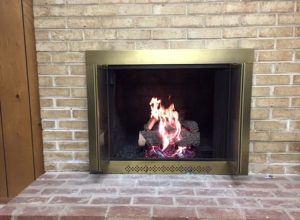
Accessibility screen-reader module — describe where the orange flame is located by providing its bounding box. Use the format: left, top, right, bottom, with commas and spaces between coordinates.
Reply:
150, 97, 181, 151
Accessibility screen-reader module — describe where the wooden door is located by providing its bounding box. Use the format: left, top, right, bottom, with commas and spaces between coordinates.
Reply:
0, 103, 8, 202
23, 0, 44, 177
0, 0, 44, 200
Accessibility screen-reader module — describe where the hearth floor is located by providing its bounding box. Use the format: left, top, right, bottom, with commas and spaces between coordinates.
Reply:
0, 173, 299, 220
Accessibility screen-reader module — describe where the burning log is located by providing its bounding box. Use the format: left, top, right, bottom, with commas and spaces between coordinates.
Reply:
138, 130, 160, 147
138, 127, 200, 147
181, 120, 199, 133
180, 129, 200, 147
144, 117, 158, 130
140, 97, 199, 160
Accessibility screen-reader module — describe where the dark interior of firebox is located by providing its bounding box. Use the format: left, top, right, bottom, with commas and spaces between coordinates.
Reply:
98, 64, 241, 161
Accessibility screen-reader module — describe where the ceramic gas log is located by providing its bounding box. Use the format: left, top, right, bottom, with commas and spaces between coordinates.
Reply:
138, 128, 201, 147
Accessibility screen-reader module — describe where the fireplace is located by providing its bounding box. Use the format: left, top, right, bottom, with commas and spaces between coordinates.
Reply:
86, 50, 253, 175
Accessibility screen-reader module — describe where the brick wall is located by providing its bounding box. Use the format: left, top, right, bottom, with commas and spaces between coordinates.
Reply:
33, 0, 300, 174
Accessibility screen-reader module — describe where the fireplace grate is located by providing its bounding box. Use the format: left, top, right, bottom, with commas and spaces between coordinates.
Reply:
124, 164, 212, 174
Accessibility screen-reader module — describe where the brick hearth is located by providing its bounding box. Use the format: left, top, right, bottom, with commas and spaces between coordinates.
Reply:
0, 173, 299, 219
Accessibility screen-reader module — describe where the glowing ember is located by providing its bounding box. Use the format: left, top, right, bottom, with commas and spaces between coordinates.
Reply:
145, 145, 195, 159
149, 98, 181, 151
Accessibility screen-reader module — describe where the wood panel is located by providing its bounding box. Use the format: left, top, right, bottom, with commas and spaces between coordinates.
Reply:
22, 0, 44, 177
0, 103, 8, 202
0, 0, 35, 197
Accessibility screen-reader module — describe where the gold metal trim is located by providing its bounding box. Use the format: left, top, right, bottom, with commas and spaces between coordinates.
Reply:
87, 64, 99, 172
239, 63, 253, 174
104, 161, 231, 174
86, 49, 253, 175
86, 49, 253, 65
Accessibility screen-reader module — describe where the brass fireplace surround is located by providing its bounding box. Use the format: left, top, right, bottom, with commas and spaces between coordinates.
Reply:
86, 49, 253, 175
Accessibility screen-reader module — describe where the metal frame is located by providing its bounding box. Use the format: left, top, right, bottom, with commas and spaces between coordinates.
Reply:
86, 49, 253, 175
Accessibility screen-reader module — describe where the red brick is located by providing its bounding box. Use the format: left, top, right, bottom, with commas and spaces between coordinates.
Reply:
119, 187, 155, 195
102, 179, 135, 186
37, 173, 58, 180
107, 206, 151, 219
172, 181, 206, 187
17, 206, 64, 220
2, 173, 300, 220
0, 206, 18, 217
9, 197, 50, 204
21, 188, 42, 195
259, 199, 300, 209
234, 189, 274, 197
49, 196, 90, 204
80, 188, 117, 195
18, 215, 59, 220
137, 180, 170, 186
56, 173, 89, 179
195, 189, 234, 197
153, 207, 197, 219
282, 183, 300, 189
244, 209, 291, 220
175, 197, 216, 206
91, 196, 131, 205
149, 175, 182, 180
0, 216, 11, 220
157, 188, 194, 196
217, 198, 260, 208
289, 211, 300, 220
273, 190, 300, 198
92, 174, 121, 180
208, 181, 243, 188
61, 206, 107, 220
133, 196, 173, 205
241, 182, 278, 189
197, 207, 244, 219
41, 188, 79, 195
64, 179, 101, 186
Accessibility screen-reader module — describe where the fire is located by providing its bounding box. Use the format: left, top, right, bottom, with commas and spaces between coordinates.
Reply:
142, 97, 197, 159
173, 146, 187, 158
149, 97, 181, 151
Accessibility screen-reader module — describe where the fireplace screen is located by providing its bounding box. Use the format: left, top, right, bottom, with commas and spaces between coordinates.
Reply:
87, 50, 253, 175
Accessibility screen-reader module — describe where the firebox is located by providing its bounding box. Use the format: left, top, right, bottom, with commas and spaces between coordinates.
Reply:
86, 49, 253, 175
